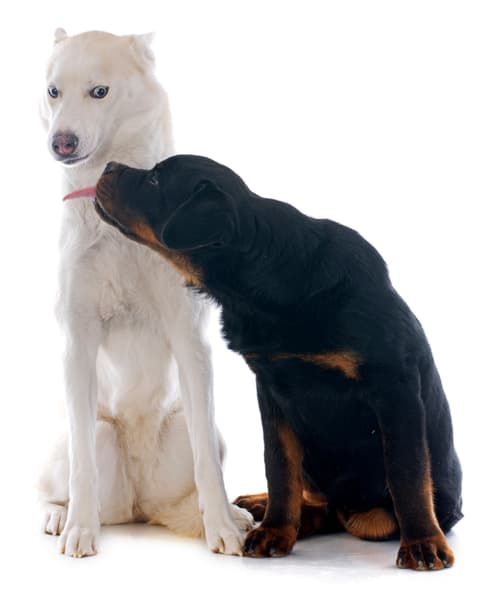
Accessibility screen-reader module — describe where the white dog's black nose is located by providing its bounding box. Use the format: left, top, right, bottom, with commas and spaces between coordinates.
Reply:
104, 161, 122, 174
52, 132, 79, 157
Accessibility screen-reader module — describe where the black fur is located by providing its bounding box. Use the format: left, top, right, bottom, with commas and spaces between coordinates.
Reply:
95, 155, 463, 568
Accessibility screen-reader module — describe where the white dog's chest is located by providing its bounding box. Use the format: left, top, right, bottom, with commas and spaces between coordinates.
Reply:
59, 215, 181, 321
58, 221, 185, 417
95, 254, 180, 328
98, 278, 130, 321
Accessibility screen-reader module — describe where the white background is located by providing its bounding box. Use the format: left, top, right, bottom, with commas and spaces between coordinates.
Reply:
0, 1, 478, 598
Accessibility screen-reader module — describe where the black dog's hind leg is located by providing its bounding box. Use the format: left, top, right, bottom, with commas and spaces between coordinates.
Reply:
235, 489, 341, 539
234, 493, 268, 522
371, 369, 455, 570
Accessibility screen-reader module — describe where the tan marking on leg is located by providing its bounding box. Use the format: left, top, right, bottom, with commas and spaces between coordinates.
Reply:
421, 472, 440, 531
394, 469, 443, 543
302, 488, 328, 506
277, 424, 304, 526
243, 424, 303, 558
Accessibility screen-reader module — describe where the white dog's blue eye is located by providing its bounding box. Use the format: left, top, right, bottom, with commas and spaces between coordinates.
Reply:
90, 86, 109, 99
48, 86, 59, 98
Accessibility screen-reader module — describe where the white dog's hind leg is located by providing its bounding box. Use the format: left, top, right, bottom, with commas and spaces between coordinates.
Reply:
44, 503, 68, 536
158, 490, 254, 539
39, 420, 135, 537
156, 489, 204, 537
95, 420, 135, 525
147, 411, 254, 539
38, 433, 69, 535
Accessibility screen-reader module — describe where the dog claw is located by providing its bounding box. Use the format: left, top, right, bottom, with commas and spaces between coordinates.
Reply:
396, 534, 455, 571
243, 524, 297, 558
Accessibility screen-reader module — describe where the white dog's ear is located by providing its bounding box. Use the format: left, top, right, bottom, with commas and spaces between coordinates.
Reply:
130, 33, 156, 69
54, 28, 68, 45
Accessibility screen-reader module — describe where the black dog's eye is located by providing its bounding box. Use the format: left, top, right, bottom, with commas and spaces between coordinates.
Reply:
48, 86, 59, 98
147, 172, 159, 187
90, 86, 109, 99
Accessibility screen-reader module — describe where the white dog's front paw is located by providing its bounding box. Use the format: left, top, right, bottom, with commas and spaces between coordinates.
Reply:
203, 511, 246, 556
43, 503, 67, 536
58, 519, 99, 558
230, 503, 255, 533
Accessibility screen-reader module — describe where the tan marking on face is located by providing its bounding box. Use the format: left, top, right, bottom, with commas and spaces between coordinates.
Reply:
96, 172, 202, 287
95, 178, 202, 287
128, 221, 203, 288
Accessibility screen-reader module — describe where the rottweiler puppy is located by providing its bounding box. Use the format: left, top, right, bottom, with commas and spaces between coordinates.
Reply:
94, 155, 462, 570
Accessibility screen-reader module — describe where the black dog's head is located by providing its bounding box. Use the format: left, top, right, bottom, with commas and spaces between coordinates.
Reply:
95, 155, 248, 256
95, 154, 314, 301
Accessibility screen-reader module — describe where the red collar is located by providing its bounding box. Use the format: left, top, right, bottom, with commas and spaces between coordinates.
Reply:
63, 186, 97, 202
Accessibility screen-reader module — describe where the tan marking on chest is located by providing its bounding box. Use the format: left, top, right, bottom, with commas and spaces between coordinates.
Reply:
272, 351, 360, 380
243, 350, 360, 379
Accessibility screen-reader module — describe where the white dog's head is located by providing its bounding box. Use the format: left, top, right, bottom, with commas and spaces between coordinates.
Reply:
41, 29, 165, 169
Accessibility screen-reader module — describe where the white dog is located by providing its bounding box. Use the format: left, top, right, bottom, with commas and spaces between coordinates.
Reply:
38, 28, 252, 558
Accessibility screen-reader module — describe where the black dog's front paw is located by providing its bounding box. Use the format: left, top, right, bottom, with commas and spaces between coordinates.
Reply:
243, 524, 297, 558
396, 533, 455, 570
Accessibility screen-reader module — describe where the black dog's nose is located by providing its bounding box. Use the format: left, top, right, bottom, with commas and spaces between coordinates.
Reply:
52, 132, 79, 157
103, 161, 122, 174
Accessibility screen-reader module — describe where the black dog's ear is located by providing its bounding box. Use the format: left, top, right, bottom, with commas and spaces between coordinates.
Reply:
160, 180, 237, 251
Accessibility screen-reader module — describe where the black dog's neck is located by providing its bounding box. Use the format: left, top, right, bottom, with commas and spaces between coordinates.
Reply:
195, 197, 332, 312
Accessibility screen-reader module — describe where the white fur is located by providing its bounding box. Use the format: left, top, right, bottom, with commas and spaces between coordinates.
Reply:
38, 29, 252, 558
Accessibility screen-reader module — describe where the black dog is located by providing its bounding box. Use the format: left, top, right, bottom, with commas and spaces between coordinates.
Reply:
94, 155, 462, 570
